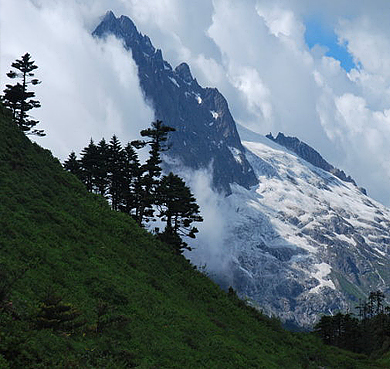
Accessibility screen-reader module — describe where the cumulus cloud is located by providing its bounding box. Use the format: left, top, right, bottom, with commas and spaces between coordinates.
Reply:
228, 66, 273, 130
207, 0, 334, 157
332, 93, 390, 202
203, 0, 390, 205
256, 3, 305, 44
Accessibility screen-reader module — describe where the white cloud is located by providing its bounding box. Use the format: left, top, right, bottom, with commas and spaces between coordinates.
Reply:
335, 93, 367, 135
2, 0, 390, 207
228, 66, 273, 130
337, 18, 390, 79
178, 166, 233, 276
192, 54, 225, 87
204, 0, 390, 205
0, 0, 154, 160
256, 3, 305, 45
207, 0, 333, 156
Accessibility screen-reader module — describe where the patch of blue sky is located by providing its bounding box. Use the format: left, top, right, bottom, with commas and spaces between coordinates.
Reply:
304, 18, 356, 72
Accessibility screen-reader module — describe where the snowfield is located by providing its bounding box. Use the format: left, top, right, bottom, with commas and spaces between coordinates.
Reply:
190, 126, 390, 326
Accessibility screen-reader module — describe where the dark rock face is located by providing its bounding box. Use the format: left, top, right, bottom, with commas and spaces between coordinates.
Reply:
266, 132, 367, 195
93, 11, 257, 194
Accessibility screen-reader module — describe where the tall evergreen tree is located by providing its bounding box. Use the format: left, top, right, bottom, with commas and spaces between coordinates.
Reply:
2, 53, 44, 136
95, 138, 110, 197
315, 290, 390, 354
79, 139, 99, 193
120, 142, 142, 216
369, 290, 385, 316
156, 172, 203, 254
108, 135, 126, 211
132, 120, 175, 224
63, 151, 82, 179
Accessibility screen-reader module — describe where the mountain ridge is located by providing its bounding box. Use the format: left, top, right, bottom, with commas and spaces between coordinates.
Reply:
93, 10, 257, 195
266, 132, 367, 195
92, 11, 390, 328
221, 125, 390, 325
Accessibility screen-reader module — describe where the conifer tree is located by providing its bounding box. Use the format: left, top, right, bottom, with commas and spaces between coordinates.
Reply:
108, 135, 126, 211
2, 53, 44, 136
132, 120, 175, 224
80, 139, 99, 193
121, 142, 142, 216
95, 138, 110, 197
156, 172, 203, 253
63, 121, 203, 253
63, 151, 82, 179
315, 290, 390, 354
369, 290, 385, 315
36, 293, 84, 332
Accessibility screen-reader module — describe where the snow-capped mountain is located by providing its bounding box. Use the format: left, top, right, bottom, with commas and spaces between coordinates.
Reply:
93, 11, 390, 326
216, 125, 390, 326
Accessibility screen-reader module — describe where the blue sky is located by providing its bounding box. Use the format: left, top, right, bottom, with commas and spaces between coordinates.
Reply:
304, 17, 356, 71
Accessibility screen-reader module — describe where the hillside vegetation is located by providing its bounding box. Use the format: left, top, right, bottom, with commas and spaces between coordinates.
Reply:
0, 104, 383, 368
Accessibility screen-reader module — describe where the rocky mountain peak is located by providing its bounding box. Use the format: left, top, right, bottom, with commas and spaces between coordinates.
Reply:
91, 11, 390, 328
103, 10, 116, 23
174, 62, 193, 84
203, 126, 390, 326
93, 12, 257, 194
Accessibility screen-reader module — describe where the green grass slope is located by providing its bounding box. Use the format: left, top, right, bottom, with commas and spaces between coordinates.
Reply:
0, 105, 383, 368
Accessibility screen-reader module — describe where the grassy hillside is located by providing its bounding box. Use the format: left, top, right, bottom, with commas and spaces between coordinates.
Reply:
0, 104, 383, 368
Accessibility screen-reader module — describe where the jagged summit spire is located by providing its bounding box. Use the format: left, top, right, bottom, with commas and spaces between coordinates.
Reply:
93, 12, 152, 55
103, 10, 116, 22
175, 63, 193, 84
118, 14, 138, 32
92, 12, 258, 194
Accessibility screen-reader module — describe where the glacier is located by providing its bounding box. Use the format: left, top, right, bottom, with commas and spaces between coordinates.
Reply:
189, 126, 390, 326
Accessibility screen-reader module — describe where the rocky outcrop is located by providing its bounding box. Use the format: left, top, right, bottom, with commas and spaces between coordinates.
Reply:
93, 11, 257, 194
266, 132, 367, 195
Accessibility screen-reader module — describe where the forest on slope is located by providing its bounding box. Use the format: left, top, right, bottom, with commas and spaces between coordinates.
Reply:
0, 103, 385, 368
